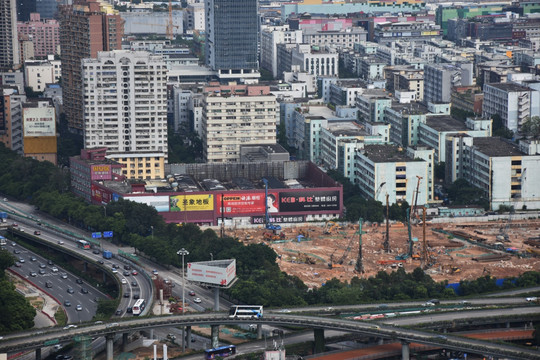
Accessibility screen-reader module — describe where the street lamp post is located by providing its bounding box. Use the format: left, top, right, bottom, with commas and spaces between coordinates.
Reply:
177, 248, 189, 352
151, 226, 154, 241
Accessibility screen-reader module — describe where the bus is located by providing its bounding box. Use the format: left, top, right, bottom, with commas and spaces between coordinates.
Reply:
204, 345, 236, 360
132, 299, 146, 315
76, 240, 91, 250
228, 305, 263, 319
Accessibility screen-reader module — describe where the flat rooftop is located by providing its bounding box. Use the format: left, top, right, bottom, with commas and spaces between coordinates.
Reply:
363, 145, 418, 163
388, 102, 430, 115
327, 121, 367, 137
487, 82, 531, 92
425, 116, 468, 132
472, 137, 524, 157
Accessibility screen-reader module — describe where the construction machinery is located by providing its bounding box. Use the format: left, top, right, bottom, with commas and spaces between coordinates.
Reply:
497, 208, 514, 242
328, 232, 356, 269
411, 176, 423, 222
383, 193, 390, 252
323, 221, 340, 234
355, 218, 364, 273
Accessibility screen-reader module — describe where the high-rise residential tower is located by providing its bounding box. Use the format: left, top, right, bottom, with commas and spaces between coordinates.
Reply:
0, 0, 20, 70
82, 51, 168, 179
205, 0, 260, 82
59, 0, 123, 132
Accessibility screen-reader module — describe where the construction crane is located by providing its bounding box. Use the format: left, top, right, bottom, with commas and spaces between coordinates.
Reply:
383, 193, 390, 253
262, 179, 281, 233
421, 207, 430, 269
406, 207, 415, 258
166, 0, 175, 40
355, 218, 364, 273
411, 176, 423, 222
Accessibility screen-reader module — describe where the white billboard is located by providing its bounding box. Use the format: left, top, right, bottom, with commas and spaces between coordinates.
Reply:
187, 259, 236, 286
24, 107, 56, 137
124, 195, 169, 212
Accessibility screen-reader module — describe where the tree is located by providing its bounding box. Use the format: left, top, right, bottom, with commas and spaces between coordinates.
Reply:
492, 114, 514, 139
520, 116, 540, 138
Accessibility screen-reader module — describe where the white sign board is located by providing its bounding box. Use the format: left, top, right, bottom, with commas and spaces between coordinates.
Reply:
24, 107, 55, 137
187, 259, 236, 286
124, 195, 169, 212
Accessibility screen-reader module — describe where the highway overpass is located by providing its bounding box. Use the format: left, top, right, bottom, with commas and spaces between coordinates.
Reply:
1, 311, 540, 360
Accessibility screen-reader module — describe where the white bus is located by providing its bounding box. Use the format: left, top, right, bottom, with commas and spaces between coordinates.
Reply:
132, 299, 146, 316
228, 305, 263, 319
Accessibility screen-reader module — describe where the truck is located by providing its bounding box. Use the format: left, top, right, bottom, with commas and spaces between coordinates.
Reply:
0, 212, 7, 223
103, 250, 113, 259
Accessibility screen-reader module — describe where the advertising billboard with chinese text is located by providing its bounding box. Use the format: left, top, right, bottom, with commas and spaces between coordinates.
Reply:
279, 190, 340, 212
91, 164, 112, 180
23, 107, 55, 137
216, 192, 279, 215
252, 215, 305, 224
170, 194, 214, 212
91, 184, 113, 204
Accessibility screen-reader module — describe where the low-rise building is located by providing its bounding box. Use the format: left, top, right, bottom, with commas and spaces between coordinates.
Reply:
24, 57, 61, 92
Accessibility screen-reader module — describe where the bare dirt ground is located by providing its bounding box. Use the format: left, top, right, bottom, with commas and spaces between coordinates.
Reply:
232, 219, 540, 288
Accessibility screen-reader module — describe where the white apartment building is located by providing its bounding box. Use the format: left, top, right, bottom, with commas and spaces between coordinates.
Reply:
260, 25, 303, 78
448, 137, 540, 210
24, 58, 61, 92
353, 144, 430, 206
202, 84, 278, 163
418, 115, 492, 163
290, 44, 339, 78
356, 89, 392, 123
302, 27, 367, 51
482, 82, 540, 133
423, 63, 473, 104
328, 79, 365, 106
82, 50, 168, 179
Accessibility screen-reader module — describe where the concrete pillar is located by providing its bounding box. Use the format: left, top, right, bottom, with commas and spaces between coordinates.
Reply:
122, 333, 129, 352
186, 326, 192, 349
35, 348, 41, 360
401, 341, 410, 360
313, 328, 325, 354
211, 325, 220, 349
378, 338, 384, 345
83, 262, 88, 272
213, 287, 220, 311
106, 334, 114, 360
506, 322, 510, 328
257, 324, 262, 340
150, 329, 154, 339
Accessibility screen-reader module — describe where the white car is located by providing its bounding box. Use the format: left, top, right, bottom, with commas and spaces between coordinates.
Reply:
193, 297, 202, 303
76, 305, 83, 311
51, 267, 58, 272
57, 240, 64, 245
121, 278, 127, 284
526, 297, 538, 302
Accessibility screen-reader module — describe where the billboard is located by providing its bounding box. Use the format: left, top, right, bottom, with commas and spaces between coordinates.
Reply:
279, 190, 340, 212
124, 195, 170, 212
170, 194, 214, 212
91, 164, 112, 180
216, 192, 278, 215
186, 259, 236, 286
91, 184, 114, 204
23, 107, 55, 137
252, 215, 305, 224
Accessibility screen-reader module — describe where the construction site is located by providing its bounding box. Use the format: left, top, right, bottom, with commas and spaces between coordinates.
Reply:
234, 212, 540, 288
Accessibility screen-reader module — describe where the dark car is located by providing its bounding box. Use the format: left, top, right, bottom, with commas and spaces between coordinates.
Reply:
98, 260, 104, 265
81, 288, 88, 294
126, 307, 133, 313
112, 264, 120, 269
13, 249, 20, 254
39, 263, 46, 269
123, 292, 130, 298
30, 256, 37, 262
133, 293, 140, 300
76, 278, 83, 284
115, 309, 122, 316
123, 271, 130, 276
29, 271, 37, 277
38, 269, 46, 275
131, 281, 137, 287
123, 265, 131, 270
48, 260, 54, 265
92, 249, 100, 254
189, 291, 196, 296
67, 287, 74, 294
34, 230, 41, 235
64, 300, 71, 307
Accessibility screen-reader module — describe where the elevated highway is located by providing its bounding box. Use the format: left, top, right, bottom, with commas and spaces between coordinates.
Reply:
1, 311, 540, 360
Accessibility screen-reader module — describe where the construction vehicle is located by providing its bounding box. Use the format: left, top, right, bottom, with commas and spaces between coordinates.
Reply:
328, 232, 356, 269
323, 221, 340, 234
441, 265, 461, 274
396, 208, 415, 260
263, 232, 285, 241
262, 179, 281, 233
